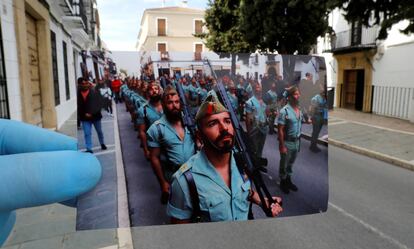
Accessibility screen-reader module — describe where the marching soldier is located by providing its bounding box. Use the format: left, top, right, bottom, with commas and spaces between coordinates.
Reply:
245, 82, 268, 157
277, 86, 310, 194
167, 92, 282, 223
309, 85, 327, 153
146, 85, 196, 204
137, 81, 163, 159
263, 81, 278, 134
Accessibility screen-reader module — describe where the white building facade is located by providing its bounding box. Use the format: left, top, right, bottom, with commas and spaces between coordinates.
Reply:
319, 8, 414, 122
0, 0, 106, 129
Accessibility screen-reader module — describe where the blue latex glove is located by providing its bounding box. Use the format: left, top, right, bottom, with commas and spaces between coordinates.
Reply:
0, 119, 102, 246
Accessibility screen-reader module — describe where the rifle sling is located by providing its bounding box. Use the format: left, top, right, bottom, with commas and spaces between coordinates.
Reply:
183, 170, 202, 222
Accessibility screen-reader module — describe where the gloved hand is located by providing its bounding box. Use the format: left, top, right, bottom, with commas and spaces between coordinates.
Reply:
0, 119, 102, 246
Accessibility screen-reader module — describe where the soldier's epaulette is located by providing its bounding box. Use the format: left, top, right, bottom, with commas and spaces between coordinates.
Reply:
171, 163, 191, 181
153, 119, 163, 126
178, 163, 191, 174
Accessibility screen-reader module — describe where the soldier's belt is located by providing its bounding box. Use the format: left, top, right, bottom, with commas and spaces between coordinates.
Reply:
160, 160, 180, 170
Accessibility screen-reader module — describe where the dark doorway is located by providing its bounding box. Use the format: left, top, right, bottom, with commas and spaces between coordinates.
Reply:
173, 70, 181, 78
343, 69, 364, 110
355, 70, 365, 111
267, 67, 277, 79
158, 68, 170, 78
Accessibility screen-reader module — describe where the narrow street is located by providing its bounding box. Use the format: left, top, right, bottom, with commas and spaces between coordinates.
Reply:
129, 145, 414, 249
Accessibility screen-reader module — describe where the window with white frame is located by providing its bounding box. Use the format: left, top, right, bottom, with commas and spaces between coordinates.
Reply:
157, 18, 166, 36
194, 19, 203, 34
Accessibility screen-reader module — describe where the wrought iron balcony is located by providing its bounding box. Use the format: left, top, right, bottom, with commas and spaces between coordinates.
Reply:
323, 26, 378, 53
160, 51, 169, 61
194, 52, 202, 61
61, 0, 88, 33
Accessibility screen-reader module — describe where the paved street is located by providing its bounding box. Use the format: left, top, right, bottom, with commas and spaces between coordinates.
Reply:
76, 112, 118, 230
117, 103, 170, 226
129, 146, 414, 249
329, 109, 414, 170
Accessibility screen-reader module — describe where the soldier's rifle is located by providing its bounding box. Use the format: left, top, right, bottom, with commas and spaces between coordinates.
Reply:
204, 59, 277, 217
174, 75, 198, 149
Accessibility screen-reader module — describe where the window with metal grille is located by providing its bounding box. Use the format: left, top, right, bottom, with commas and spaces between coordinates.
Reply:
0, 21, 10, 119
51, 31, 60, 106
63, 41, 70, 100
157, 18, 166, 36
351, 21, 362, 46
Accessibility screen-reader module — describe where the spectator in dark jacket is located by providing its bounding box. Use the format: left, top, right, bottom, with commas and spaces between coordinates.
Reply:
77, 77, 107, 153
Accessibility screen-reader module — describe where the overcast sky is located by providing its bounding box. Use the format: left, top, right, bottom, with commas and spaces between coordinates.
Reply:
97, 0, 208, 51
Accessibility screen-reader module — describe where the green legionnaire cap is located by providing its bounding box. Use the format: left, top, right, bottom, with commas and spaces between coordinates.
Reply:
195, 90, 228, 122
163, 84, 178, 99
285, 85, 299, 97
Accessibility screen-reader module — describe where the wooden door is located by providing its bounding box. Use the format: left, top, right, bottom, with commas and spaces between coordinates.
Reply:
344, 70, 357, 109
26, 13, 43, 127
355, 70, 365, 111
344, 70, 365, 110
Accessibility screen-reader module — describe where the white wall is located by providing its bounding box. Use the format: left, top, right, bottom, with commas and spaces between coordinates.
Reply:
373, 42, 414, 88
371, 41, 414, 120
383, 20, 414, 47
0, 0, 23, 120
50, 18, 78, 129
330, 8, 351, 33
295, 57, 321, 84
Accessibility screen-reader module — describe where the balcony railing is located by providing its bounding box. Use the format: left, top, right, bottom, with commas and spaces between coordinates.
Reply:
160, 51, 169, 61
63, 0, 88, 32
194, 52, 202, 61
323, 26, 378, 52
78, 0, 88, 31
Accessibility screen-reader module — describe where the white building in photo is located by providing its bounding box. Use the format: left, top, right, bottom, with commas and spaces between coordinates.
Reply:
318, 8, 414, 122
136, 6, 326, 85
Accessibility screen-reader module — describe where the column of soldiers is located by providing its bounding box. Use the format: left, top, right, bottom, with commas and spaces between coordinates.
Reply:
119, 71, 327, 223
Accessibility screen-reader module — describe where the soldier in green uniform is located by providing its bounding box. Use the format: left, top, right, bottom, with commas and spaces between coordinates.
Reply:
187, 77, 200, 118
263, 81, 278, 134
146, 85, 196, 204
309, 85, 327, 153
197, 78, 208, 102
226, 82, 239, 119
137, 81, 163, 160
277, 86, 309, 194
167, 92, 282, 223
245, 82, 268, 157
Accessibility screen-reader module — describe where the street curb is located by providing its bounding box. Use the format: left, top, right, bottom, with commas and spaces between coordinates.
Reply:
113, 104, 134, 249
329, 138, 414, 171
301, 132, 328, 146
